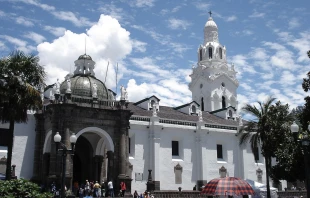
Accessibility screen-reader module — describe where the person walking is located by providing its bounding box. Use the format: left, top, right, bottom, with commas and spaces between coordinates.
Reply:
134, 190, 139, 198
108, 180, 114, 197
120, 181, 126, 197
93, 181, 101, 197
85, 180, 90, 196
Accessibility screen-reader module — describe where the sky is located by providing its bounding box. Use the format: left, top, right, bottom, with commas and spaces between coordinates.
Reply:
0, 0, 310, 116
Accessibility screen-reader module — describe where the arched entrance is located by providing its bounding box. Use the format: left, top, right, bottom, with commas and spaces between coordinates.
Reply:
72, 127, 114, 184
73, 135, 94, 184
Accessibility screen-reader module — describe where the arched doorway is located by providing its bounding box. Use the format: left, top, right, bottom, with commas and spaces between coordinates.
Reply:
73, 135, 94, 184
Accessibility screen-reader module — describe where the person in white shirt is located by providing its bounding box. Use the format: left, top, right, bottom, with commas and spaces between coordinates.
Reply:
108, 180, 114, 197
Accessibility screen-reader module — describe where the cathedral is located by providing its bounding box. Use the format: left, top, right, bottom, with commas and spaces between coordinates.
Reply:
0, 16, 271, 194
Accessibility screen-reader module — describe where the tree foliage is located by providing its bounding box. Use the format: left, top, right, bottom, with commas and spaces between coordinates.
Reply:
0, 179, 52, 198
0, 50, 46, 123
239, 97, 294, 198
270, 50, 310, 183
0, 50, 46, 180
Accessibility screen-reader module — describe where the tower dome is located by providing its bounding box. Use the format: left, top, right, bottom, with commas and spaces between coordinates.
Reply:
204, 16, 219, 44
205, 17, 218, 28
59, 54, 113, 101
60, 75, 113, 101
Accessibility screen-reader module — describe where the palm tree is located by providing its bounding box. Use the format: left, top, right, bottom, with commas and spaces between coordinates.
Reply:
238, 97, 293, 198
0, 50, 46, 180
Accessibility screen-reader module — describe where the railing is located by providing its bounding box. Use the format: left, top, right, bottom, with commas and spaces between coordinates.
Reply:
159, 119, 197, 126
130, 116, 150, 122
153, 190, 209, 198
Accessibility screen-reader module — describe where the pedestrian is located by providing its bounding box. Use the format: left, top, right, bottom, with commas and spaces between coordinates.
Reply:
79, 187, 84, 198
108, 180, 114, 197
120, 181, 126, 197
134, 190, 139, 198
101, 180, 106, 197
85, 179, 90, 196
93, 180, 101, 197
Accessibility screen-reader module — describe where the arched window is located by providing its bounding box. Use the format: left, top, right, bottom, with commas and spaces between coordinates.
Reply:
229, 110, 232, 117
201, 97, 204, 111
192, 105, 196, 113
151, 100, 155, 108
208, 47, 212, 59
222, 96, 226, 108
219, 48, 222, 59
199, 48, 203, 61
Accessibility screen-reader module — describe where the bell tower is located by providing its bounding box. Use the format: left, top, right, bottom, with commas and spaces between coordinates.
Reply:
189, 13, 239, 112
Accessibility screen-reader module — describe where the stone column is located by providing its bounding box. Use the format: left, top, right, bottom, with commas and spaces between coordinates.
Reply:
196, 122, 206, 191
119, 132, 126, 177
94, 155, 103, 182
107, 151, 114, 182
32, 113, 46, 183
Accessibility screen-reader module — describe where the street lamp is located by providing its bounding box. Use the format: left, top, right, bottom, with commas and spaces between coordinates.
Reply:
54, 132, 77, 198
290, 121, 310, 198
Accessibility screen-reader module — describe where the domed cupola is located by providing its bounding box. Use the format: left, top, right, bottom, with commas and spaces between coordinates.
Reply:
204, 12, 219, 44
59, 54, 113, 101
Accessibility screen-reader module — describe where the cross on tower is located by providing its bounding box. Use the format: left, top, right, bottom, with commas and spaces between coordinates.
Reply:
208, 11, 212, 17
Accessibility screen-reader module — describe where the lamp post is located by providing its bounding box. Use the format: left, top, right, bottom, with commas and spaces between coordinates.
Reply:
290, 122, 310, 198
54, 132, 77, 198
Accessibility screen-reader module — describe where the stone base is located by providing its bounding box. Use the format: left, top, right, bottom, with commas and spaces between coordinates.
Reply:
154, 181, 160, 190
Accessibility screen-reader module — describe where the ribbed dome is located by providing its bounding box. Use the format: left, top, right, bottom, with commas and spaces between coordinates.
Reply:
60, 75, 112, 101
205, 17, 218, 28
78, 54, 92, 60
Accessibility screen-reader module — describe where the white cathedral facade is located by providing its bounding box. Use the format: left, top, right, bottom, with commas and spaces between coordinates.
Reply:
0, 16, 282, 194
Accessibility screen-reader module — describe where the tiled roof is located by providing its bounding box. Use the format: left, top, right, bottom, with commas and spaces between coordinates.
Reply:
127, 103, 238, 126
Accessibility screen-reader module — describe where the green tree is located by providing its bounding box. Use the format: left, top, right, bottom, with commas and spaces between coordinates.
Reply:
0, 50, 45, 180
300, 51, 310, 130
238, 97, 294, 198
0, 178, 52, 198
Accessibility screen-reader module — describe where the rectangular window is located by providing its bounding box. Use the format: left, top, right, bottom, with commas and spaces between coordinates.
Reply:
128, 137, 131, 154
172, 141, 179, 156
254, 147, 259, 161
217, 144, 223, 159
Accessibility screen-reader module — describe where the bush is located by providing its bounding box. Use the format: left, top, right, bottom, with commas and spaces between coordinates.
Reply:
0, 178, 53, 198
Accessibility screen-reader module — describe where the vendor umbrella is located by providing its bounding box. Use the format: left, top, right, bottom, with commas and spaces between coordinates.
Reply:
201, 177, 255, 196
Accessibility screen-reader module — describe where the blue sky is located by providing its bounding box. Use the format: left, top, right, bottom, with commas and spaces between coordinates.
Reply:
0, 0, 310, 114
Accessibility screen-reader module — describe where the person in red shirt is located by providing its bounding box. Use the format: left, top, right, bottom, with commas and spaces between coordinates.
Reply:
120, 181, 126, 197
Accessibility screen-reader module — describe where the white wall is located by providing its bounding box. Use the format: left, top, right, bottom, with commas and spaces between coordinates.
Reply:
12, 114, 36, 180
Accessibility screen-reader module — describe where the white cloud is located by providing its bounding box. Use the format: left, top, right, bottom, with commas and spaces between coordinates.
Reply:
168, 18, 191, 30
37, 15, 132, 87
20, 0, 55, 11
288, 31, 310, 63
98, 3, 127, 21
44, 26, 66, 37
0, 35, 35, 53
132, 40, 147, 52
243, 30, 253, 35
288, 17, 300, 29
51, 11, 93, 27
250, 48, 268, 60
193, 2, 210, 11
280, 70, 297, 86
249, 11, 265, 18
0, 35, 27, 47
126, 79, 191, 107
15, 16, 34, 27
129, 0, 155, 7
226, 15, 237, 22
23, 32, 45, 44
132, 25, 190, 55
